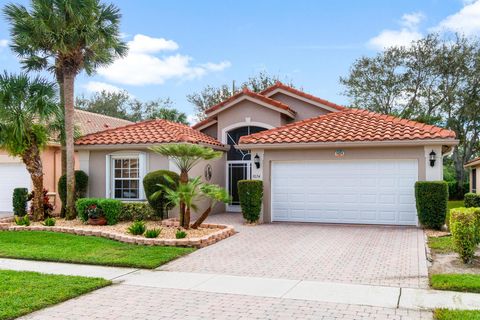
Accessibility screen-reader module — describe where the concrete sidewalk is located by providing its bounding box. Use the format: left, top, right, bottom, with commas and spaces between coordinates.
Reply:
1, 258, 480, 311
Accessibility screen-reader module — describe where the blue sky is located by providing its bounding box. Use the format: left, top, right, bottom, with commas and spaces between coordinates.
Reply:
0, 0, 478, 122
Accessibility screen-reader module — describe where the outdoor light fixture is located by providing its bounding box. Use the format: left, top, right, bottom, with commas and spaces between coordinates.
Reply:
429, 150, 436, 167
254, 154, 261, 169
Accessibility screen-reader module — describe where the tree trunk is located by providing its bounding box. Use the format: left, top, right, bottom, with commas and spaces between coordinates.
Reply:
184, 206, 191, 229
191, 206, 212, 229
22, 143, 44, 221
57, 71, 67, 217
63, 71, 76, 219
179, 170, 188, 228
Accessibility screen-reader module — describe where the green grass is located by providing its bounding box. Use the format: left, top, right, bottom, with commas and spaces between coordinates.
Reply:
428, 236, 455, 254
447, 200, 465, 226
431, 274, 480, 293
0, 270, 110, 320
434, 309, 480, 320
0, 231, 194, 269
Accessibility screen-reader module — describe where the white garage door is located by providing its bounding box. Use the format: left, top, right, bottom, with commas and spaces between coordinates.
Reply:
271, 160, 418, 225
0, 163, 30, 213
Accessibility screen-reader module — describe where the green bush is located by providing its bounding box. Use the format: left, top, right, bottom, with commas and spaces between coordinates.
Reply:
128, 220, 146, 235
465, 193, 480, 208
42, 217, 56, 227
415, 181, 448, 230
446, 180, 469, 200
145, 228, 162, 238
449, 208, 479, 263
119, 202, 156, 221
143, 170, 179, 219
12, 188, 28, 217
14, 215, 30, 226
75, 198, 122, 225
238, 180, 263, 223
175, 230, 187, 239
58, 170, 89, 213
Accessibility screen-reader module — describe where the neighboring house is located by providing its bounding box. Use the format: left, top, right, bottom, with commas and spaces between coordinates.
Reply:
0, 110, 132, 214
465, 157, 480, 193
76, 82, 458, 226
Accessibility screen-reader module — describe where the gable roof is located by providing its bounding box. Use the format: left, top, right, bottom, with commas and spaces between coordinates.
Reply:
238, 109, 457, 147
75, 119, 225, 148
260, 81, 346, 112
204, 88, 296, 118
75, 109, 133, 135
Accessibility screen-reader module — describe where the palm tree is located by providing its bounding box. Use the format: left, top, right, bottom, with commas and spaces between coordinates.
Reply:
4, 0, 127, 219
0, 72, 59, 220
150, 144, 223, 228
191, 183, 229, 229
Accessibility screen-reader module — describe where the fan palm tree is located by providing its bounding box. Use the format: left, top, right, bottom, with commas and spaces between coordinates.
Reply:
150, 144, 223, 228
191, 183, 229, 229
0, 72, 59, 220
4, 0, 127, 219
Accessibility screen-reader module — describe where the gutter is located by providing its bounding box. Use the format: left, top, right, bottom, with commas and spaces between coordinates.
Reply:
74, 142, 230, 152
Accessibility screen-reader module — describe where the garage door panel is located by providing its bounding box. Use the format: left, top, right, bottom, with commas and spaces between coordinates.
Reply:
271, 160, 418, 226
0, 163, 30, 213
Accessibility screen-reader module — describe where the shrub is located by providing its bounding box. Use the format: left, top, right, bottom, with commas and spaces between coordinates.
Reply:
119, 202, 156, 221
449, 208, 479, 263
446, 181, 469, 200
75, 198, 122, 225
145, 228, 162, 238
238, 180, 263, 223
58, 170, 88, 213
14, 215, 30, 226
28, 189, 54, 217
128, 220, 146, 235
42, 217, 56, 227
465, 193, 480, 208
12, 188, 28, 217
175, 230, 187, 239
415, 181, 448, 230
143, 170, 179, 218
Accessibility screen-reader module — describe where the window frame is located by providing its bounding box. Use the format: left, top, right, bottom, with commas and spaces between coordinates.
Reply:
473, 168, 477, 193
106, 151, 147, 201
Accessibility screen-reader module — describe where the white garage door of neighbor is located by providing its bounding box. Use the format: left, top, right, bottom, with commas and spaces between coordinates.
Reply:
0, 163, 30, 213
271, 160, 418, 225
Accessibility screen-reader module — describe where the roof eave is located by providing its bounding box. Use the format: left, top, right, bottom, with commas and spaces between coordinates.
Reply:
74, 142, 229, 151
192, 119, 217, 131
465, 159, 480, 168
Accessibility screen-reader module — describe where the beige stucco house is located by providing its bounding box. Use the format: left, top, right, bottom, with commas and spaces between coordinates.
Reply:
465, 157, 480, 193
74, 82, 458, 226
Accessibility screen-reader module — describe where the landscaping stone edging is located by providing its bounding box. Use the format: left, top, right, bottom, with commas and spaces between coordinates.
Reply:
0, 220, 236, 249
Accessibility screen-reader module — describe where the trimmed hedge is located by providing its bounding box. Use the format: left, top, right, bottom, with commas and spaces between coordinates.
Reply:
415, 181, 448, 230
119, 202, 156, 221
143, 170, 179, 218
75, 198, 122, 225
238, 180, 263, 223
449, 207, 480, 263
12, 188, 29, 217
465, 193, 480, 208
58, 170, 89, 213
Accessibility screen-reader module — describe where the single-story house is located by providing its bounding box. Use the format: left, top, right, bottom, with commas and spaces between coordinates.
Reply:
465, 157, 480, 193
0, 110, 132, 213
75, 82, 458, 226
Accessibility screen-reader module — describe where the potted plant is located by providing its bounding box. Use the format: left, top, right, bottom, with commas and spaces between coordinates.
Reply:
86, 204, 107, 225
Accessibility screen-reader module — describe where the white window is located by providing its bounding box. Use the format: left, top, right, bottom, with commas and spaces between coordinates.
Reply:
106, 152, 146, 200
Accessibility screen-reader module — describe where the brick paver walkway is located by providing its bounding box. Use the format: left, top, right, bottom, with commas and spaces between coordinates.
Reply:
161, 213, 429, 288
20, 284, 433, 320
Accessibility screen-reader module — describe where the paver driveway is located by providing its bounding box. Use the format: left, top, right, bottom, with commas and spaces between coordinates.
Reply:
161, 213, 429, 288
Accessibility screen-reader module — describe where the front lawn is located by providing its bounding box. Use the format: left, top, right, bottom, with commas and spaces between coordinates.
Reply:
434, 309, 480, 320
429, 236, 455, 254
0, 270, 110, 320
0, 231, 194, 269
431, 274, 480, 293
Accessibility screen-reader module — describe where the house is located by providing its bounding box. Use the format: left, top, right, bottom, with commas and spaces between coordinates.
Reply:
74, 82, 458, 226
0, 110, 132, 214
465, 157, 480, 193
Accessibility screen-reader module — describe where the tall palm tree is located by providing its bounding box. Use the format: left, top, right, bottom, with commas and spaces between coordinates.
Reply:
0, 72, 59, 220
150, 144, 223, 228
4, 0, 127, 219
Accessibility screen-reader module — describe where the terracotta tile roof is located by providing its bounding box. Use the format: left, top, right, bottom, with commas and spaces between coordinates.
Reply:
204, 88, 296, 117
75, 119, 224, 147
191, 116, 217, 130
75, 109, 133, 135
239, 109, 456, 145
260, 81, 346, 111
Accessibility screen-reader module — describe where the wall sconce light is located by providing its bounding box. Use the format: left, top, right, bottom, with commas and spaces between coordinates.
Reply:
429, 150, 436, 167
254, 154, 261, 169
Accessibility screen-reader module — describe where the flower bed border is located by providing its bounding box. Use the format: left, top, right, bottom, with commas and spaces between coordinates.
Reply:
0, 218, 235, 248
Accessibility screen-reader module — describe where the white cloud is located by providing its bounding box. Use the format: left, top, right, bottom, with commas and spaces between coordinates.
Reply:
431, 0, 480, 36
368, 12, 425, 50
0, 39, 7, 48
82, 81, 124, 94
97, 34, 230, 86
187, 114, 198, 126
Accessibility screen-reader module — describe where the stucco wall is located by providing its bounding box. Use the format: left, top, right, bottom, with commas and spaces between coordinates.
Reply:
260, 146, 427, 223
201, 123, 218, 139
269, 92, 331, 121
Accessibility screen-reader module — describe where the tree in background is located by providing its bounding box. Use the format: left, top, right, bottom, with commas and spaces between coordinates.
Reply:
4, 0, 127, 219
0, 73, 59, 220
340, 34, 480, 195
187, 71, 296, 120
